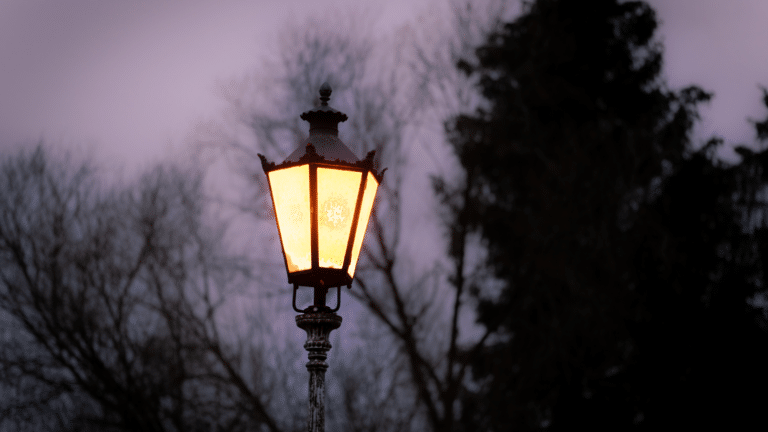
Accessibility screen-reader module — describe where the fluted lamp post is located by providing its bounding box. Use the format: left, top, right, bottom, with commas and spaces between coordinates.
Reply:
258, 82, 384, 432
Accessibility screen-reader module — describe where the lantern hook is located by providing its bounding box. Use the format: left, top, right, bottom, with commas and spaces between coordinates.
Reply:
292, 284, 303, 313
292, 284, 342, 312
329, 286, 341, 312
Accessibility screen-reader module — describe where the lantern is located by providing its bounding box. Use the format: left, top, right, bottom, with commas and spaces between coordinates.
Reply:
259, 83, 384, 305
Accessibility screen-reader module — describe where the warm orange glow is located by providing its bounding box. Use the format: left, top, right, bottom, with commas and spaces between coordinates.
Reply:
348, 173, 378, 277
317, 168, 362, 269
268, 165, 311, 272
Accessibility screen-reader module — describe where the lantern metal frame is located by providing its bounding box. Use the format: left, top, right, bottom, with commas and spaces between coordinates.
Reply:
258, 82, 385, 313
257, 82, 385, 432
259, 149, 383, 290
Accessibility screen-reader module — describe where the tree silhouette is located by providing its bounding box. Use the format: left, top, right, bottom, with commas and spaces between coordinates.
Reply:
626, 135, 768, 430
0, 146, 284, 432
442, 0, 768, 429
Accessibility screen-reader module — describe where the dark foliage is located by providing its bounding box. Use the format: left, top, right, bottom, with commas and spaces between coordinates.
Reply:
627, 140, 768, 430
446, 0, 768, 429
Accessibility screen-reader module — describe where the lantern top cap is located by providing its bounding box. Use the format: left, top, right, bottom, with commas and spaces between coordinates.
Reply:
319, 82, 332, 106
301, 83, 348, 124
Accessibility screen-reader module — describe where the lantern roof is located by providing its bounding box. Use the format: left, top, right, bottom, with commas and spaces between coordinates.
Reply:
259, 82, 384, 182
282, 82, 357, 164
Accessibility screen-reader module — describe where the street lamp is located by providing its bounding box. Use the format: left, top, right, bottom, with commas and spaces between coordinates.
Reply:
258, 82, 384, 432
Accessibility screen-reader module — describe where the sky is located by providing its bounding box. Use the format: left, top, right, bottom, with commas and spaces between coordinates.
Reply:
0, 0, 767, 169
648, 0, 768, 159
0, 0, 424, 169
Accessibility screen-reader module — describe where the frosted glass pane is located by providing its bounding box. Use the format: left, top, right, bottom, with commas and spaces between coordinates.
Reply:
317, 168, 362, 269
268, 165, 311, 272
348, 173, 378, 278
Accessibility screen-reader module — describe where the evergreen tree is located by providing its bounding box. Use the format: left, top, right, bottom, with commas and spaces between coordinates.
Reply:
627, 136, 768, 430
445, 0, 768, 429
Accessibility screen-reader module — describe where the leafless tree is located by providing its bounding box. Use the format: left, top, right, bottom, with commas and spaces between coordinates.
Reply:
0, 146, 298, 432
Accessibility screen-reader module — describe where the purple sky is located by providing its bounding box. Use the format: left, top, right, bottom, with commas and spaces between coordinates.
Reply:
0, 0, 767, 168
0, 0, 422, 168
648, 0, 768, 160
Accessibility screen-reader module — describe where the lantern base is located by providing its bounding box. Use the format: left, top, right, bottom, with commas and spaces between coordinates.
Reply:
288, 268, 353, 289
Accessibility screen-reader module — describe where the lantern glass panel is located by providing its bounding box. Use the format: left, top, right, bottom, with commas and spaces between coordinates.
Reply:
317, 167, 362, 269
348, 172, 378, 277
268, 164, 311, 272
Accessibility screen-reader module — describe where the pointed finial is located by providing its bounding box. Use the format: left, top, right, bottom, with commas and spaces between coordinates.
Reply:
319, 82, 332, 106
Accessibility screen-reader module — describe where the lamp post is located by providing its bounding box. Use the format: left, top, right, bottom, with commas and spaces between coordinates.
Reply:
258, 82, 384, 432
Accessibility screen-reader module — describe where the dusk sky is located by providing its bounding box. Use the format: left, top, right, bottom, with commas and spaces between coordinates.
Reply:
1, 0, 767, 169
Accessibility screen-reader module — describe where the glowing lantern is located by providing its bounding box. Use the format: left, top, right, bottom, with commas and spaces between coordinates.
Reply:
259, 83, 384, 298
